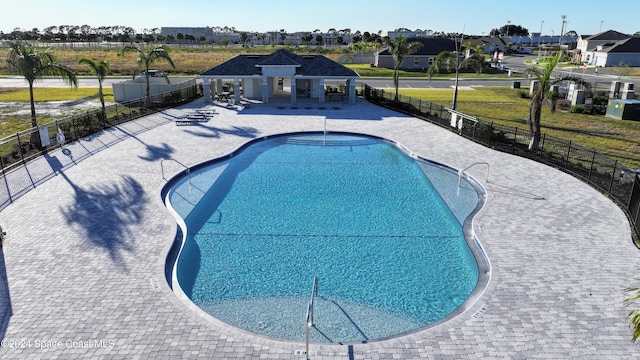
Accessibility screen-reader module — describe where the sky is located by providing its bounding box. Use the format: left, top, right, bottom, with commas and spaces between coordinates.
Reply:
2, 0, 638, 37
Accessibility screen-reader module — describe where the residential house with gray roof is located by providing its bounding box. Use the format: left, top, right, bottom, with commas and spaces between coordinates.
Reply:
375, 38, 457, 70
575, 30, 632, 65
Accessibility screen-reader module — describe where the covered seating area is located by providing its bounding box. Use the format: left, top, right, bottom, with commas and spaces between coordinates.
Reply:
198, 49, 359, 105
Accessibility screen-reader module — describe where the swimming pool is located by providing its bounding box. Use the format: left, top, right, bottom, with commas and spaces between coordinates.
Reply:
164, 132, 488, 343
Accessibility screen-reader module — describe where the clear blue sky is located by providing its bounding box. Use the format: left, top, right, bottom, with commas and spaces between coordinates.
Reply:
2, 0, 637, 37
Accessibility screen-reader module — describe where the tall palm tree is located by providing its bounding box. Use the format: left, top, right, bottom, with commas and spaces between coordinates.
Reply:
385, 35, 422, 102
524, 52, 589, 150
426, 41, 484, 110
78, 57, 110, 117
6, 42, 77, 148
119, 44, 175, 105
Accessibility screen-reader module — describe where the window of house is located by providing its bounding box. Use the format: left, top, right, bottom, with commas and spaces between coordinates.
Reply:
428, 58, 434, 66
414, 57, 420, 66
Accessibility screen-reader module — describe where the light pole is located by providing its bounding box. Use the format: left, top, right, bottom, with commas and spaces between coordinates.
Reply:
506, 20, 511, 37
452, 26, 465, 110
559, 15, 567, 46
599, 21, 604, 33
538, 21, 544, 61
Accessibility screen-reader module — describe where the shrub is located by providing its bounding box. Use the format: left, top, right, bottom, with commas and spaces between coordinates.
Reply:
591, 95, 608, 115
570, 105, 586, 114
517, 90, 530, 99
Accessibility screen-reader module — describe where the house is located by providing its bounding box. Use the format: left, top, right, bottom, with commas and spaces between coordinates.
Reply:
375, 38, 457, 70
198, 49, 359, 105
466, 37, 508, 54
575, 30, 631, 64
590, 37, 640, 67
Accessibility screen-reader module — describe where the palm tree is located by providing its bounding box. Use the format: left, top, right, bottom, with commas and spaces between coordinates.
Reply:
119, 44, 175, 105
78, 58, 110, 118
524, 52, 589, 150
625, 281, 640, 344
385, 35, 422, 102
6, 42, 77, 148
426, 41, 484, 110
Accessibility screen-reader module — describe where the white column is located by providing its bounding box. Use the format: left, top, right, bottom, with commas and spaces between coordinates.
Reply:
234, 78, 241, 105
290, 77, 297, 104
318, 79, 325, 104
348, 79, 356, 104
262, 77, 269, 103
202, 78, 211, 103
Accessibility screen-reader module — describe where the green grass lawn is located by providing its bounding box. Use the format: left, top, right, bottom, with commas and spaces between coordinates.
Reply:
398, 87, 640, 168
344, 64, 509, 79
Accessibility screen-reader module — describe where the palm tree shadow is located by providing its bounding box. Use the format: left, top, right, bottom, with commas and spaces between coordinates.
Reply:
0, 248, 12, 341
139, 142, 174, 162
112, 125, 175, 162
46, 154, 148, 271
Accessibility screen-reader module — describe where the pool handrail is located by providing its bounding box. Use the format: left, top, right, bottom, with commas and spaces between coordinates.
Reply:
305, 276, 318, 359
161, 158, 191, 187
457, 162, 489, 196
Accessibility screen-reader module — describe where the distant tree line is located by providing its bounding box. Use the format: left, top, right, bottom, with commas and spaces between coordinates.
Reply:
4, 23, 636, 46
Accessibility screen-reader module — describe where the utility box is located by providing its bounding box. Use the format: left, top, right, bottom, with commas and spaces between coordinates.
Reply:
610, 81, 622, 98
606, 99, 640, 120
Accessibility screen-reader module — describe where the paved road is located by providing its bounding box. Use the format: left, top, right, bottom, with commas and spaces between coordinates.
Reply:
1, 68, 636, 91
0, 77, 164, 88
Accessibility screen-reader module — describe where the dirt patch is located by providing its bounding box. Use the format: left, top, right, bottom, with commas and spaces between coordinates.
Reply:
0, 98, 110, 117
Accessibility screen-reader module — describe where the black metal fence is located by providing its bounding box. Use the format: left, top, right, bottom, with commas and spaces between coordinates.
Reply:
0, 83, 201, 175
363, 84, 640, 240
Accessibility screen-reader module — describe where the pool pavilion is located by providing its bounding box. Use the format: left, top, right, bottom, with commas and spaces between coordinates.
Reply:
198, 49, 359, 105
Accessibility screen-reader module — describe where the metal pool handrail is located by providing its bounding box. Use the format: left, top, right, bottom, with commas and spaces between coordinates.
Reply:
161, 158, 191, 186
305, 276, 318, 360
457, 162, 489, 196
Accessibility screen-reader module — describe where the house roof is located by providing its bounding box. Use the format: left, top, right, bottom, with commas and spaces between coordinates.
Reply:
200, 49, 359, 77
466, 37, 507, 48
597, 37, 640, 54
585, 30, 630, 41
378, 37, 457, 56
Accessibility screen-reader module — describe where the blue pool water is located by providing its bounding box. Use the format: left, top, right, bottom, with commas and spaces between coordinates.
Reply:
166, 133, 483, 343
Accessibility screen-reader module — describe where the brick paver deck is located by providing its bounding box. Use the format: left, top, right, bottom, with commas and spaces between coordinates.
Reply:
0, 98, 638, 359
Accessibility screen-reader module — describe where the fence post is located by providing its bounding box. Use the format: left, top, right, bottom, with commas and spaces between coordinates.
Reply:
16, 133, 25, 163
565, 141, 572, 170
71, 116, 79, 141
608, 160, 618, 194
512, 127, 517, 154
488, 122, 493, 147
587, 150, 596, 181
540, 133, 546, 151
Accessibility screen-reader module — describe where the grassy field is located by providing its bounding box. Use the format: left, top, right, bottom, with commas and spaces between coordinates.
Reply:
0, 87, 115, 136
0, 46, 342, 76
344, 64, 508, 78
398, 87, 640, 168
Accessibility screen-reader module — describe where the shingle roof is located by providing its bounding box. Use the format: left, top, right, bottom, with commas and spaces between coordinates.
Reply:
466, 37, 507, 48
598, 37, 640, 53
200, 49, 359, 77
585, 30, 630, 41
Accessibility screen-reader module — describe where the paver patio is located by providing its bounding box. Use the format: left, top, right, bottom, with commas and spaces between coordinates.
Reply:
0, 97, 638, 359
